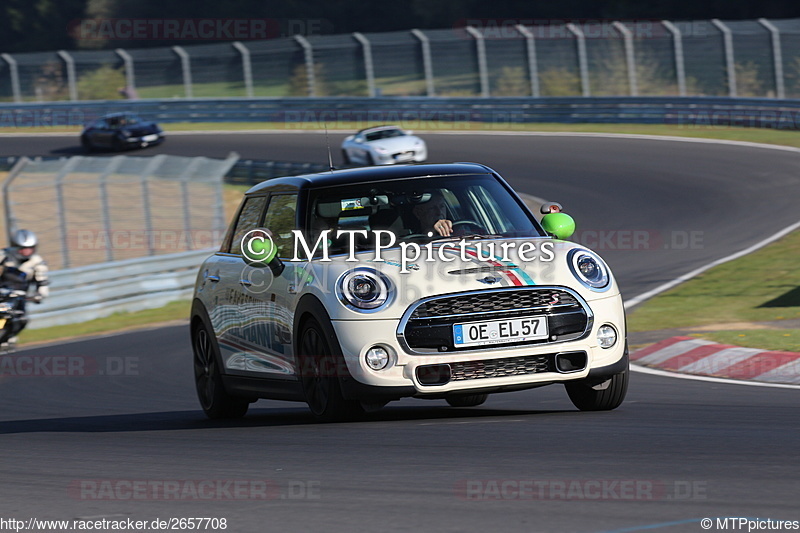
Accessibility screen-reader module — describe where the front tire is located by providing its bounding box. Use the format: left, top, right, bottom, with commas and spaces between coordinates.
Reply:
341, 149, 351, 165
297, 317, 363, 422
564, 367, 628, 411
192, 322, 249, 419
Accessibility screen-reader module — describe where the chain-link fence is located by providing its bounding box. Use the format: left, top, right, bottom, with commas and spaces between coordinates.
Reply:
1, 18, 799, 103
2, 154, 238, 270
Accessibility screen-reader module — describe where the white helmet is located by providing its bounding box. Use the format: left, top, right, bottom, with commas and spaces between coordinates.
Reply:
10, 229, 37, 260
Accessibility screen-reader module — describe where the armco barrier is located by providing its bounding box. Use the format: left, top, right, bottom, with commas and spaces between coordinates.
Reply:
27, 249, 213, 329
2, 96, 800, 129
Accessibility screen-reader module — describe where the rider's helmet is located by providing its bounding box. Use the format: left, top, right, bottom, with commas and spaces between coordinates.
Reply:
9, 229, 37, 261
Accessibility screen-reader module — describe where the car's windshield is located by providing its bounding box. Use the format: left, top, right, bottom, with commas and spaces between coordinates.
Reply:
364, 128, 405, 142
306, 174, 543, 255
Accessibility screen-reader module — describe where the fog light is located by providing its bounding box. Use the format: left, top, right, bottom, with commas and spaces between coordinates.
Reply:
597, 325, 617, 349
365, 346, 390, 370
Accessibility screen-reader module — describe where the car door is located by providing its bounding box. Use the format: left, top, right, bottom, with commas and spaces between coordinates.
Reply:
209, 194, 270, 375
237, 192, 301, 376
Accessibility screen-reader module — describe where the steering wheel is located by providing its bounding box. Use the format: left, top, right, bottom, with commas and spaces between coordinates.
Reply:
451, 220, 486, 235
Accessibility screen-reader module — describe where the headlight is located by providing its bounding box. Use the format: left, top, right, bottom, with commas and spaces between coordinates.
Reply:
568, 249, 610, 290
337, 268, 393, 311
597, 324, 617, 348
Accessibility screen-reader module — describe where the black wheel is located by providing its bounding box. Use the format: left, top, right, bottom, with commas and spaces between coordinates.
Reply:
81, 135, 94, 152
565, 366, 628, 411
446, 393, 488, 408
192, 322, 249, 419
297, 317, 363, 421
341, 149, 351, 165
111, 136, 124, 152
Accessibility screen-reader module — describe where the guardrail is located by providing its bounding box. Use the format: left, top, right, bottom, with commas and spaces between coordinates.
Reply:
2, 96, 800, 129
0, 156, 329, 186
27, 249, 213, 329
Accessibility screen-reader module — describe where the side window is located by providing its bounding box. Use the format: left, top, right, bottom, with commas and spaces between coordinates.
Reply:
263, 194, 298, 258
229, 196, 268, 255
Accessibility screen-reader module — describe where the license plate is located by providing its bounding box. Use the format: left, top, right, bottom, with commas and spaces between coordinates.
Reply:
453, 316, 548, 347
142, 134, 158, 142
394, 152, 414, 161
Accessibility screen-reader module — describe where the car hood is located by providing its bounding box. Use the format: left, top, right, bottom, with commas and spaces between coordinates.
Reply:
365, 136, 422, 151
292, 237, 619, 320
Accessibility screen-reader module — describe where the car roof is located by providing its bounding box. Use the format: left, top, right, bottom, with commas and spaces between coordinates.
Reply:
245, 163, 495, 194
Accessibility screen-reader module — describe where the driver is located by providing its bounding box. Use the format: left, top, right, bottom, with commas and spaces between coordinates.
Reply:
412, 192, 453, 237
0, 229, 48, 347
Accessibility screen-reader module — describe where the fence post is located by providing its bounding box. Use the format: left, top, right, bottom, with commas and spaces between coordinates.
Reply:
353, 32, 376, 97
54, 157, 84, 268
711, 19, 737, 98
232, 42, 254, 98
178, 157, 204, 251
515, 24, 540, 97
466, 26, 490, 97
2, 157, 30, 240
1, 54, 22, 103
294, 35, 316, 97
97, 156, 126, 262
411, 29, 435, 97
138, 155, 167, 256
613, 22, 638, 97
662, 20, 687, 96
172, 46, 193, 98
566, 23, 590, 97
758, 18, 785, 99
57, 51, 78, 101
115, 48, 136, 94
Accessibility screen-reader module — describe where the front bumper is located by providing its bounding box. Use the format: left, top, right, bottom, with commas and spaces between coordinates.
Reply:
332, 293, 626, 398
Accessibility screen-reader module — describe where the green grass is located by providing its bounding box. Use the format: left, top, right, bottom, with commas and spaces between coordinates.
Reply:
627, 229, 800, 332
692, 329, 800, 353
20, 300, 191, 346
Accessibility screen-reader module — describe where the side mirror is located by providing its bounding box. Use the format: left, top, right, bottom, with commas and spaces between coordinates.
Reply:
243, 232, 285, 276
541, 212, 575, 240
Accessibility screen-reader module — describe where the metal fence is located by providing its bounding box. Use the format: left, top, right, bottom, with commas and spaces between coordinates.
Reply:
2, 153, 238, 270
2, 18, 800, 103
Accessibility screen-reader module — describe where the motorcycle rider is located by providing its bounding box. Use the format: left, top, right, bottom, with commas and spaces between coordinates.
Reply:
0, 229, 48, 346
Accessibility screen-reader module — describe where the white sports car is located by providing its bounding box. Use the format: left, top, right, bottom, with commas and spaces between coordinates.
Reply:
341, 125, 427, 166
191, 163, 628, 421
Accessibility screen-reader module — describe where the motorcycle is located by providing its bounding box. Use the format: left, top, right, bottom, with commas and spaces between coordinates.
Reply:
0, 287, 28, 352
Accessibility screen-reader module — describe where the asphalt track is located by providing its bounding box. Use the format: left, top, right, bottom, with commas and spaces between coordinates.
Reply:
1, 132, 799, 532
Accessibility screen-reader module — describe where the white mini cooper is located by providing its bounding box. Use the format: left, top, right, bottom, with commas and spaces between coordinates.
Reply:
191, 163, 628, 420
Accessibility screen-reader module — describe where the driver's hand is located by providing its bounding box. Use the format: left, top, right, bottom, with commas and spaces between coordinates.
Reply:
434, 219, 453, 237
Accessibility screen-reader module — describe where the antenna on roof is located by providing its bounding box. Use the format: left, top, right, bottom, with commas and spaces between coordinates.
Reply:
325, 123, 334, 173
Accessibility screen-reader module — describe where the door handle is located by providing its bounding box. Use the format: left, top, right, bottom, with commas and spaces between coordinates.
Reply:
207, 274, 220, 282
239, 279, 252, 286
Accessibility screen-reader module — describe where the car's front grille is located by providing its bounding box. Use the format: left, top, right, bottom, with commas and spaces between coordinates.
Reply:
450, 354, 552, 381
411, 288, 579, 319
399, 287, 591, 353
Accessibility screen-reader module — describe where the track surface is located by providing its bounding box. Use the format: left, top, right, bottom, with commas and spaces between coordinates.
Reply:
1, 132, 799, 532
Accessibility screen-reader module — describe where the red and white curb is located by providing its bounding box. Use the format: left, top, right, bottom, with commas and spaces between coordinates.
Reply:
631, 337, 800, 385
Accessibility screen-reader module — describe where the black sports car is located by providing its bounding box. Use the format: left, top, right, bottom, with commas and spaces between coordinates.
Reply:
81, 112, 164, 152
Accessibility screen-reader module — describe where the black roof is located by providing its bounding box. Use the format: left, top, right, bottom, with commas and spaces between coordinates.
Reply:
246, 163, 496, 194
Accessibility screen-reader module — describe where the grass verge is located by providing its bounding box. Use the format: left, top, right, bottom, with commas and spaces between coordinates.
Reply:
20, 300, 190, 346
627, 228, 800, 352
689, 329, 800, 353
